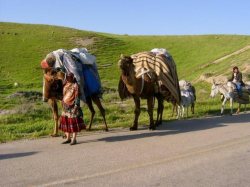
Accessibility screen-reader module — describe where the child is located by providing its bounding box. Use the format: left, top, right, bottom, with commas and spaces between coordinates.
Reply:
59, 72, 85, 145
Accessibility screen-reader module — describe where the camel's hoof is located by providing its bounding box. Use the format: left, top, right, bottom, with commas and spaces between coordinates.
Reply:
130, 126, 138, 131
230, 113, 233, 116
105, 128, 109, 132
149, 126, 156, 130
220, 113, 224, 116
62, 135, 66, 139
51, 134, 60, 137
155, 122, 161, 127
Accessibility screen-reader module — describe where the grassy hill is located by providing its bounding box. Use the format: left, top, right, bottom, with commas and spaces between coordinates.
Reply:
1, 22, 250, 142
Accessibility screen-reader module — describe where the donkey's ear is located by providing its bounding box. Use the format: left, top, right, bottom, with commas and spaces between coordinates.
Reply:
120, 54, 125, 59
212, 79, 216, 84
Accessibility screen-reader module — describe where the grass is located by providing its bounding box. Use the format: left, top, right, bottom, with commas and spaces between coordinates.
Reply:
1, 22, 250, 142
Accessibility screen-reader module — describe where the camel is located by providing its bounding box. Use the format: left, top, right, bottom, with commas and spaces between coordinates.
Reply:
118, 55, 164, 130
42, 68, 108, 136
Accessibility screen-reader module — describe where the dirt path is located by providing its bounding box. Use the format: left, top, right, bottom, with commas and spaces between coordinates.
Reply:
202, 45, 250, 69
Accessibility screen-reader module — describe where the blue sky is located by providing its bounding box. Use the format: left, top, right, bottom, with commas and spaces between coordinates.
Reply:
0, 0, 250, 35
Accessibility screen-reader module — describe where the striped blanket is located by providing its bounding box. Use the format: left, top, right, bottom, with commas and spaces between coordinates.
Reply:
131, 52, 181, 104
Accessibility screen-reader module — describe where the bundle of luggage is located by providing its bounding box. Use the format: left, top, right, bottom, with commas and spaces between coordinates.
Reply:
131, 48, 181, 104
42, 48, 102, 102
179, 80, 196, 104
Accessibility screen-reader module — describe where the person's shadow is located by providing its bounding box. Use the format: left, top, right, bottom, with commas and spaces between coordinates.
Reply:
85, 113, 250, 143
0, 152, 38, 160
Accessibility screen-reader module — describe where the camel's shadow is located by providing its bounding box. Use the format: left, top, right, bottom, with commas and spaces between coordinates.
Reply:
91, 113, 250, 143
0, 152, 38, 160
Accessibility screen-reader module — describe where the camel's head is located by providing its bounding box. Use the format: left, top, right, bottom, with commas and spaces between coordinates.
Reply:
118, 54, 134, 76
42, 68, 64, 102
41, 53, 65, 102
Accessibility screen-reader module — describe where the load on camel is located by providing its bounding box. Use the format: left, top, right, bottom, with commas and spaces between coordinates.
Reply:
41, 48, 108, 136
118, 48, 181, 130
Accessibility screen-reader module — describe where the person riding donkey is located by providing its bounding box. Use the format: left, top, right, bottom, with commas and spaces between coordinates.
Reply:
228, 66, 245, 97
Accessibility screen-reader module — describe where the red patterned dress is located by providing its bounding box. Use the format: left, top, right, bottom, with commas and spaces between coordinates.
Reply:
59, 81, 85, 133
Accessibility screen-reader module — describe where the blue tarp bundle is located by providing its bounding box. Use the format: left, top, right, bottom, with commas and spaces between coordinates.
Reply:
82, 64, 102, 98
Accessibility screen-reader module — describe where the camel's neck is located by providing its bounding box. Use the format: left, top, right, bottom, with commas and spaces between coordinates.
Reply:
122, 66, 136, 85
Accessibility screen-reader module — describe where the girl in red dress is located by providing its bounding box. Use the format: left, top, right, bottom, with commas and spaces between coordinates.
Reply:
59, 72, 85, 145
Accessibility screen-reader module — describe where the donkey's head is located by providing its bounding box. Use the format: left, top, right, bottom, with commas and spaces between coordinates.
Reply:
210, 80, 220, 98
118, 54, 134, 76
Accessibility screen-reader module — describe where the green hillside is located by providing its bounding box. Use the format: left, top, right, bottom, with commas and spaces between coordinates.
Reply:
1, 22, 250, 142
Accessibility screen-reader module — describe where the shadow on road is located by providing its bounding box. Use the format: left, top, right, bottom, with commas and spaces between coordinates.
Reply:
0, 152, 38, 160
91, 113, 250, 143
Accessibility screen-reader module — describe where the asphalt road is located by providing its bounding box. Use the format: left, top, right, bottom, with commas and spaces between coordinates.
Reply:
1, 113, 250, 187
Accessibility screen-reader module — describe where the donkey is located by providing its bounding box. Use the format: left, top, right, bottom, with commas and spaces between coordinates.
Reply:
118, 55, 164, 130
177, 90, 195, 119
210, 81, 249, 115
173, 80, 196, 118
42, 68, 108, 136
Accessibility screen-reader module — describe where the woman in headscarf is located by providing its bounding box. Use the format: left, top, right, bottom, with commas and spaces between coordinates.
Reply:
59, 72, 85, 145
229, 66, 245, 96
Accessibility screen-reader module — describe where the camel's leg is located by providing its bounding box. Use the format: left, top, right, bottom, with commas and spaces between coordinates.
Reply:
177, 106, 180, 119
49, 99, 59, 137
172, 103, 176, 117
155, 96, 160, 125
156, 95, 164, 126
244, 104, 247, 113
186, 107, 189, 118
86, 97, 95, 131
182, 107, 185, 118
159, 99, 164, 125
191, 102, 195, 114
131, 95, 140, 131
221, 98, 227, 115
92, 96, 108, 131
147, 96, 155, 130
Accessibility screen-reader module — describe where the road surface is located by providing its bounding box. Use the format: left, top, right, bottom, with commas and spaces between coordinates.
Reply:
1, 113, 250, 187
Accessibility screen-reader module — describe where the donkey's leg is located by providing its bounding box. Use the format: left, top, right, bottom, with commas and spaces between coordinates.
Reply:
49, 99, 59, 137
131, 95, 140, 131
229, 98, 233, 115
186, 107, 189, 118
86, 97, 95, 131
92, 96, 108, 131
147, 96, 155, 130
236, 103, 241, 114
221, 98, 227, 115
244, 104, 247, 113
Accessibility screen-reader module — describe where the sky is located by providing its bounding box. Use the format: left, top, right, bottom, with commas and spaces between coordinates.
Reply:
0, 0, 250, 35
